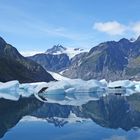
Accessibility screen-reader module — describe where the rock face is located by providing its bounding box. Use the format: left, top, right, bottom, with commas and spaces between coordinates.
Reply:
28, 53, 70, 72
63, 36, 140, 81
0, 37, 55, 83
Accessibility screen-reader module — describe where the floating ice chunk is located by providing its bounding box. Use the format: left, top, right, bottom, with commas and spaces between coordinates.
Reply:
0, 80, 20, 100
19, 83, 36, 97
44, 93, 66, 101
0, 80, 19, 92
125, 89, 137, 96
65, 88, 76, 94
65, 79, 105, 93
39, 79, 105, 96
45, 88, 65, 95
100, 79, 108, 87
35, 79, 107, 105
34, 78, 107, 101
0, 92, 19, 101
38, 82, 69, 99
30, 82, 48, 94
37, 90, 100, 106
108, 80, 135, 89
34, 80, 71, 95
0, 78, 139, 102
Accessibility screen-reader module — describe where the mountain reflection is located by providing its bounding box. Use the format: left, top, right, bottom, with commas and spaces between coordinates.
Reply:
0, 97, 43, 138
1, 93, 140, 138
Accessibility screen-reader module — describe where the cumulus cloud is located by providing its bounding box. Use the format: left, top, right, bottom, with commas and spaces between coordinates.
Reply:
93, 21, 126, 35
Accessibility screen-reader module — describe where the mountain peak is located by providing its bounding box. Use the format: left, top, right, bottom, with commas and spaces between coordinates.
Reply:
118, 38, 130, 43
45, 45, 88, 59
46, 45, 67, 54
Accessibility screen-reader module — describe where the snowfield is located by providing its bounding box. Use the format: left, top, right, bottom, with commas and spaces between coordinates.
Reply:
46, 47, 89, 59
0, 75, 140, 102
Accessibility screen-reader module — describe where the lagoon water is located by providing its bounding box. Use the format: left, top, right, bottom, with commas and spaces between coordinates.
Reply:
1, 93, 140, 140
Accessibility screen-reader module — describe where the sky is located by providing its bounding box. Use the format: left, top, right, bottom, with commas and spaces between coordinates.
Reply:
0, 0, 140, 55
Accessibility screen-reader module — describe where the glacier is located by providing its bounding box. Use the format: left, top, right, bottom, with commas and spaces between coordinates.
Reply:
0, 78, 140, 102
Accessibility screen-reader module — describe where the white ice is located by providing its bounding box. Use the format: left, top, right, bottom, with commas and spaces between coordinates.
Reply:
108, 80, 135, 89
0, 81, 20, 101
46, 47, 89, 59
47, 71, 70, 81
0, 78, 140, 102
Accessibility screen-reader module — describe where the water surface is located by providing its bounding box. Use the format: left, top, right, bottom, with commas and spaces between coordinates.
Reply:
1, 93, 140, 140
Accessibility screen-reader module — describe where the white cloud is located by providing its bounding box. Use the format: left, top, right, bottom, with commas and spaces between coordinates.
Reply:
93, 21, 126, 35
20, 50, 44, 57
131, 22, 140, 36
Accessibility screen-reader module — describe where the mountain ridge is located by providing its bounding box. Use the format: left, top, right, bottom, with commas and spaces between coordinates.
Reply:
0, 37, 55, 83
62, 36, 140, 81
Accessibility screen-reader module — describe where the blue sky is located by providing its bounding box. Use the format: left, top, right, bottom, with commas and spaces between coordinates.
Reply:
0, 0, 140, 55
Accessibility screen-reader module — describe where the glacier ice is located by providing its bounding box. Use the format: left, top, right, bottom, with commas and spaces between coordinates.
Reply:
35, 79, 106, 96
0, 81, 20, 101
47, 71, 70, 81
0, 78, 140, 102
108, 80, 135, 89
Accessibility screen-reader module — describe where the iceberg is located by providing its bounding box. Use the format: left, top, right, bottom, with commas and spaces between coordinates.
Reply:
36, 79, 106, 96
0, 80, 20, 101
34, 79, 107, 105
108, 80, 135, 89
0, 78, 140, 102
0, 80, 19, 92
19, 83, 35, 97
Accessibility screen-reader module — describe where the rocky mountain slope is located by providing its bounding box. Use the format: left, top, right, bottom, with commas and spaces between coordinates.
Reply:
0, 37, 54, 83
28, 53, 70, 72
62, 36, 140, 81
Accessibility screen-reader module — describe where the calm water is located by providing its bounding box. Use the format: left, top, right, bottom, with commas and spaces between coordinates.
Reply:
1, 93, 140, 140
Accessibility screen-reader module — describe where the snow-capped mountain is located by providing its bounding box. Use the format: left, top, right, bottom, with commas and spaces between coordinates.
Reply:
28, 45, 88, 72
46, 45, 67, 54
45, 45, 89, 59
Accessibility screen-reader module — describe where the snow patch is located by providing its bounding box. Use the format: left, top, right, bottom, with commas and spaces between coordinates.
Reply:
47, 71, 70, 81
46, 47, 89, 59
